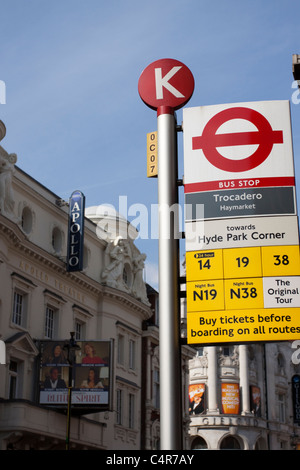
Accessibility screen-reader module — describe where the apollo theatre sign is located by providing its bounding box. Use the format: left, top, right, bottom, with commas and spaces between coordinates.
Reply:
67, 190, 85, 272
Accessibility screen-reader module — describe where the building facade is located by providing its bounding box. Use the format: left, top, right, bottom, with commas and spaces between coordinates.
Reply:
0, 124, 192, 450
187, 327, 300, 450
2, 120, 299, 451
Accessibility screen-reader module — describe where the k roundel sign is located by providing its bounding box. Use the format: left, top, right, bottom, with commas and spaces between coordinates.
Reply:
138, 58, 194, 112
183, 100, 295, 189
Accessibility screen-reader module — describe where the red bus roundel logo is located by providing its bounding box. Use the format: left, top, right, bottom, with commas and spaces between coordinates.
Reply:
192, 107, 284, 172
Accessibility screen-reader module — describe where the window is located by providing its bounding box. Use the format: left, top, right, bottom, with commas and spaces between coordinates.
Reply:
196, 347, 204, 357
153, 368, 160, 409
116, 389, 123, 425
117, 335, 125, 365
43, 290, 65, 338
191, 436, 208, 450
12, 291, 27, 327
52, 226, 63, 254
12, 292, 23, 326
11, 273, 35, 329
129, 340, 136, 370
278, 393, 285, 422
116, 323, 139, 372
45, 306, 56, 339
129, 393, 135, 429
21, 206, 33, 234
72, 305, 90, 341
220, 435, 242, 449
75, 321, 83, 341
8, 360, 19, 399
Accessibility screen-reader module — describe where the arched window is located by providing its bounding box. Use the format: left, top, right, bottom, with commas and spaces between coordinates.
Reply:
52, 226, 63, 254
191, 436, 208, 450
21, 206, 33, 234
220, 435, 242, 449
255, 437, 267, 450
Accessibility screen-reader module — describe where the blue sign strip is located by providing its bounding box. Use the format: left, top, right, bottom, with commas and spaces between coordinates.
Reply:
185, 186, 296, 221
67, 190, 85, 272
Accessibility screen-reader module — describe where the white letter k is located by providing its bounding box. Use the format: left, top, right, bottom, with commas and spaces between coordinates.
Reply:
155, 66, 184, 100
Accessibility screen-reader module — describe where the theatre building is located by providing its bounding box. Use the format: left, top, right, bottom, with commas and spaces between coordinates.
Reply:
0, 122, 192, 450
187, 333, 300, 449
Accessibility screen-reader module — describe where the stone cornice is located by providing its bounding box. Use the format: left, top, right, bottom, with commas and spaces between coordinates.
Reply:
101, 285, 152, 320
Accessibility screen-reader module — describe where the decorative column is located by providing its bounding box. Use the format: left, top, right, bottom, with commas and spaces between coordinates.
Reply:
207, 346, 219, 414
239, 344, 251, 415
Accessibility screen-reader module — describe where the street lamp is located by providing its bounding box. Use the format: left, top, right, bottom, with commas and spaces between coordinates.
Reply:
63, 332, 81, 450
292, 54, 300, 89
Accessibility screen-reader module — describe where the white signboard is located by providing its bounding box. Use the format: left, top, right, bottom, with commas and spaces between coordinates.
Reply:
183, 100, 300, 345
183, 100, 295, 191
185, 215, 299, 251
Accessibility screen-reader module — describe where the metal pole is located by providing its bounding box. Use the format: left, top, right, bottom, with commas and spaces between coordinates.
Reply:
157, 109, 182, 450
64, 332, 80, 451
66, 383, 72, 450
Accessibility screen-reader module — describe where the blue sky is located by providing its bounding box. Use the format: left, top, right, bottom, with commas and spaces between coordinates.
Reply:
0, 0, 299, 289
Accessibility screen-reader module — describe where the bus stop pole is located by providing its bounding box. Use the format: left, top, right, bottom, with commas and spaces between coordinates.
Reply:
157, 108, 182, 450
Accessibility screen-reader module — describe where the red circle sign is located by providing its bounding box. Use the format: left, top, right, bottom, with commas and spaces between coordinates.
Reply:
138, 58, 194, 111
192, 107, 284, 172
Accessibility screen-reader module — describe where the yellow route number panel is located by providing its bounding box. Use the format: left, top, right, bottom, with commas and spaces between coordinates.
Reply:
186, 250, 223, 281
186, 280, 224, 312
223, 246, 262, 278
261, 245, 300, 276
224, 277, 264, 310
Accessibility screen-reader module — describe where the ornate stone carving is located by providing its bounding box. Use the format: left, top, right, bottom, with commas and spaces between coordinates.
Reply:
218, 346, 239, 366
102, 237, 150, 305
102, 237, 129, 290
0, 150, 17, 217
132, 253, 148, 302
